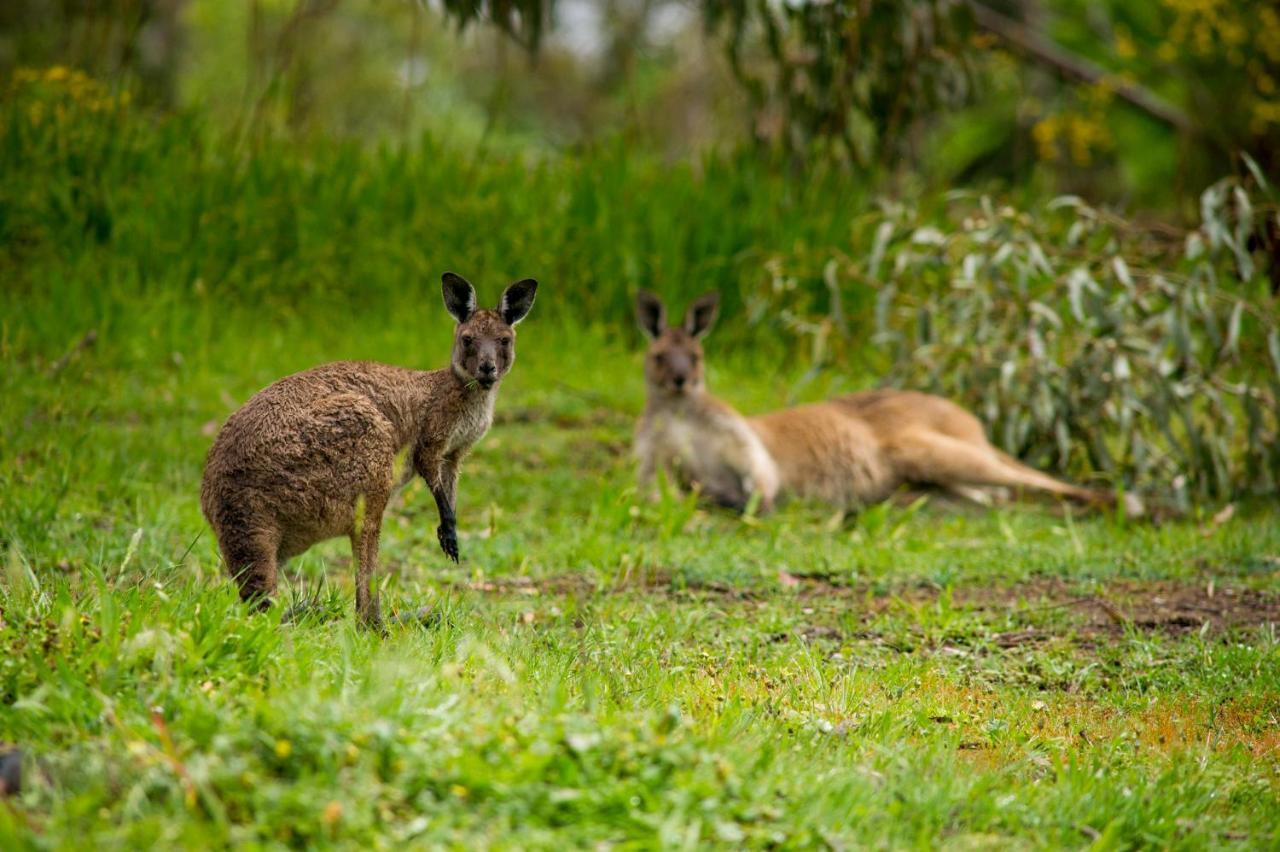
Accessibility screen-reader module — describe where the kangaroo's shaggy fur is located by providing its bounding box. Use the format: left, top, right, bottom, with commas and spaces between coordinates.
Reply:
201, 273, 537, 628
633, 290, 1140, 517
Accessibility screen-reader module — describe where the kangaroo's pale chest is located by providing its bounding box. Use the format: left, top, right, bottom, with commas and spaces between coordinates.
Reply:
649, 410, 751, 476
446, 393, 496, 455
642, 402, 781, 506
648, 412, 713, 471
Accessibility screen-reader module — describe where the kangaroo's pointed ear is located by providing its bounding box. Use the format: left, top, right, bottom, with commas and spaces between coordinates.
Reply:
442, 272, 477, 323
635, 290, 666, 339
685, 291, 720, 339
499, 278, 538, 326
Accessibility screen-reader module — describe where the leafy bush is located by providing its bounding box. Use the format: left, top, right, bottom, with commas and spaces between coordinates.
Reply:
755, 166, 1279, 504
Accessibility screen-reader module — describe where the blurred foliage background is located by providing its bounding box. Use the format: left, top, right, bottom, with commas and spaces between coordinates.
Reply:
1, 0, 1277, 501
3, 0, 1278, 207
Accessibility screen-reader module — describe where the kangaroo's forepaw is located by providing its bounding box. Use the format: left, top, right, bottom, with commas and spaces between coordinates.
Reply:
437, 523, 459, 563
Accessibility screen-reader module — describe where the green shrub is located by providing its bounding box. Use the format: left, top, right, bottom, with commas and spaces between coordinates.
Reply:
756, 168, 1279, 503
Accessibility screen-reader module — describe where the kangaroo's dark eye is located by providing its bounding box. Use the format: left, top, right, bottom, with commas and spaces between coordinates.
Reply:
500, 337, 512, 347
461, 334, 474, 347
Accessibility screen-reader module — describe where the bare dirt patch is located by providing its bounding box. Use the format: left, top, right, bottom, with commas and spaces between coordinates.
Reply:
775, 573, 1280, 639
1098, 580, 1280, 635
957, 577, 1280, 638
447, 566, 674, 598
450, 568, 1280, 640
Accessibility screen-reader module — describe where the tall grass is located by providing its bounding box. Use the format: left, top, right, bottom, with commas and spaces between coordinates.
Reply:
1, 69, 869, 363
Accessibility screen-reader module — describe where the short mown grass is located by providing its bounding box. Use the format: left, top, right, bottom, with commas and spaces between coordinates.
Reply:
2, 288, 1278, 848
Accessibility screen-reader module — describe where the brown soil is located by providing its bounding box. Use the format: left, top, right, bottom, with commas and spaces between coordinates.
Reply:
955, 576, 1280, 637
449, 569, 1280, 640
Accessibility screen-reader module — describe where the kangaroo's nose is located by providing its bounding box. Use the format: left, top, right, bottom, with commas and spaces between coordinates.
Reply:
673, 375, 686, 389
479, 362, 497, 377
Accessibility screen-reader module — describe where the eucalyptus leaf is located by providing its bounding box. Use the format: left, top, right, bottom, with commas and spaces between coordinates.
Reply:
764, 175, 1279, 501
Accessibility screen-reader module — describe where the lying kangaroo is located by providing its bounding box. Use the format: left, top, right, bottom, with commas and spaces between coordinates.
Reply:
201, 273, 537, 628
634, 290, 1140, 517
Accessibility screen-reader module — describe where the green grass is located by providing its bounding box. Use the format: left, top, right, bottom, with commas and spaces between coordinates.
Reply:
2, 290, 1278, 849
2, 88, 1278, 848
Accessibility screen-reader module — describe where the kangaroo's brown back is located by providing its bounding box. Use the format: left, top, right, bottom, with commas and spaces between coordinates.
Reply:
200, 273, 538, 628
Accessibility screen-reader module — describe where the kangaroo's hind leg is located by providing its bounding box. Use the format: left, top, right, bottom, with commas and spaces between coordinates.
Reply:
220, 528, 280, 611
992, 448, 1144, 517
351, 492, 390, 632
942, 483, 1003, 507
888, 429, 1106, 507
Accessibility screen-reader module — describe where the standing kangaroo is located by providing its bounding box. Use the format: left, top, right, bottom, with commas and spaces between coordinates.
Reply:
201, 273, 538, 629
634, 290, 1141, 517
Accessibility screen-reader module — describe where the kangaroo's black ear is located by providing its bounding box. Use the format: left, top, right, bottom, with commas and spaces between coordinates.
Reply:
636, 290, 666, 339
442, 272, 477, 323
685, 291, 719, 339
499, 278, 538, 326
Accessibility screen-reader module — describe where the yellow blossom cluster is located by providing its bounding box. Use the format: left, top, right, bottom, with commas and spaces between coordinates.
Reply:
1163, 0, 1249, 61
1031, 82, 1114, 167
1160, 0, 1280, 135
1032, 113, 1111, 166
9, 66, 131, 127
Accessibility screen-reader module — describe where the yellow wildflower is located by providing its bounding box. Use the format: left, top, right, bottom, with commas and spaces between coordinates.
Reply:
1032, 116, 1060, 162
1115, 29, 1137, 59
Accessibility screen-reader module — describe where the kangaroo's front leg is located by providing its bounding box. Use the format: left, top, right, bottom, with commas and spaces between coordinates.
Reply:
418, 448, 461, 562
634, 427, 665, 502
701, 476, 752, 514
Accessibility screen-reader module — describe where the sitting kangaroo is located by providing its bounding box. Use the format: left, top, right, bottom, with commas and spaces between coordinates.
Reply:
634, 290, 1141, 517
201, 273, 537, 628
